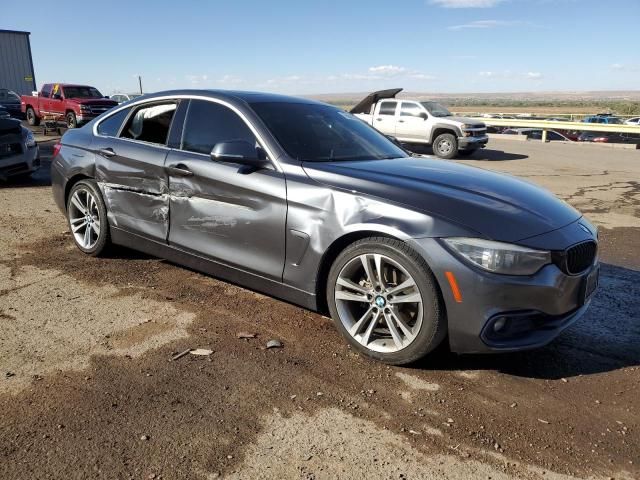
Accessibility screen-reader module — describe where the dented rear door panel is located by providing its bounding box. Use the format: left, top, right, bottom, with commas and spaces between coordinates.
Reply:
164, 150, 287, 281
93, 137, 170, 242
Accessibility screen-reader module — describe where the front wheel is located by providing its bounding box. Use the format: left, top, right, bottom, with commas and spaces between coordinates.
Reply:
26, 107, 40, 126
327, 237, 446, 365
66, 112, 78, 129
433, 133, 458, 159
66, 180, 110, 256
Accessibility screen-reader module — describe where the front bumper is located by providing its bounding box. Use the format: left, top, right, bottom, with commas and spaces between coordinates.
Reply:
458, 135, 488, 150
0, 144, 40, 179
409, 222, 598, 354
76, 114, 97, 125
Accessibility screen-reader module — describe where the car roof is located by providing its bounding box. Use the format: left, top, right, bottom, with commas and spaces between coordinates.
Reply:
137, 89, 326, 106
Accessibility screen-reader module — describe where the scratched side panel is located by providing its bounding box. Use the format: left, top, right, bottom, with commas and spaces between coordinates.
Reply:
165, 151, 287, 281
92, 136, 170, 242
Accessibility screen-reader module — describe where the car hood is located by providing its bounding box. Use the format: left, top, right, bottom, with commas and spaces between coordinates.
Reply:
302, 157, 580, 243
0, 117, 22, 135
68, 98, 118, 106
434, 115, 483, 125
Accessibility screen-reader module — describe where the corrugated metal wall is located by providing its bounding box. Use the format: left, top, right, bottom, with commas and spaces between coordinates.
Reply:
0, 30, 36, 96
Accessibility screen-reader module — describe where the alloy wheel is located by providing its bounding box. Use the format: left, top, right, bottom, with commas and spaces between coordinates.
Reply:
334, 253, 423, 353
68, 188, 101, 249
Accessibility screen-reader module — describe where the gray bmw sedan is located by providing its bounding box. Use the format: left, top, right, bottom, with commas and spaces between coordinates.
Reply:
50, 90, 599, 364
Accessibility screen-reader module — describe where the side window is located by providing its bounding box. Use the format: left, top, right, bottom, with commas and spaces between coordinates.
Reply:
97, 108, 131, 137
120, 102, 177, 145
378, 101, 397, 116
548, 131, 561, 141
41, 85, 51, 98
400, 102, 423, 117
181, 100, 257, 155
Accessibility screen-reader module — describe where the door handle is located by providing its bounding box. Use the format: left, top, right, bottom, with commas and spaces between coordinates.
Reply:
398, 120, 405, 123
98, 147, 115, 158
375, 118, 383, 121
166, 163, 194, 177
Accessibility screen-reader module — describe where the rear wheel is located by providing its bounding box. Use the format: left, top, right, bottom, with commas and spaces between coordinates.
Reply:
433, 133, 457, 159
66, 112, 77, 129
26, 107, 40, 126
66, 180, 110, 256
327, 237, 446, 365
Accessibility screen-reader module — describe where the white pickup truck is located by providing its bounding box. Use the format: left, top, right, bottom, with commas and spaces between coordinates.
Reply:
351, 88, 488, 159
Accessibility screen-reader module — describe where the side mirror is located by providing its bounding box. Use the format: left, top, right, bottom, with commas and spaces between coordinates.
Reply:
419, 112, 428, 120
53, 94, 62, 100
210, 140, 269, 169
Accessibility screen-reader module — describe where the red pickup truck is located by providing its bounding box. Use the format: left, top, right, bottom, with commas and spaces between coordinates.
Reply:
21, 83, 118, 129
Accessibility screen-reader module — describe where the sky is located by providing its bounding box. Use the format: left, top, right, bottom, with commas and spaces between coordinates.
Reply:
3, 0, 640, 96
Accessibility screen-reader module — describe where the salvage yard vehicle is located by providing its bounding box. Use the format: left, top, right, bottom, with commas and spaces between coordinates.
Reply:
21, 83, 118, 129
51, 90, 599, 365
0, 88, 23, 118
351, 88, 488, 159
110, 93, 144, 104
0, 117, 40, 180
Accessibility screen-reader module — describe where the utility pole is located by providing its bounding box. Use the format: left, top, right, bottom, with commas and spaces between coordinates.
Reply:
138, 75, 143, 94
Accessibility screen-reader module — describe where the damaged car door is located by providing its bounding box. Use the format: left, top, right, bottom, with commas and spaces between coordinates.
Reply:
92, 101, 178, 242
164, 99, 287, 280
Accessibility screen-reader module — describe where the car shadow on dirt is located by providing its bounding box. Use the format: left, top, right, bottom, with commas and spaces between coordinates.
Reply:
402, 143, 528, 161
412, 262, 640, 380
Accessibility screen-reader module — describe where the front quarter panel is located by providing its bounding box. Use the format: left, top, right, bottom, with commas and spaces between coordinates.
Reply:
280, 162, 477, 294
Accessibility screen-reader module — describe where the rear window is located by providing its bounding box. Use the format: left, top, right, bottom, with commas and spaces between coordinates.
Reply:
97, 108, 131, 137
378, 101, 397, 116
120, 102, 177, 145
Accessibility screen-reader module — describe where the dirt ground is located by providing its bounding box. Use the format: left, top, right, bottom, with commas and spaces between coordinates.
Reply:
0, 138, 638, 480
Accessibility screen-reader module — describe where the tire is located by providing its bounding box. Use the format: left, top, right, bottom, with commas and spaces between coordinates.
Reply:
433, 133, 458, 159
457, 150, 475, 157
66, 112, 77, 129
327, 237, 446, 365
66, 179, 110, 256
26, 107, 40, 126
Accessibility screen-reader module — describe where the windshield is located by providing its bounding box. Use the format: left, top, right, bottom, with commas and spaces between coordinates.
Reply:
129, 94, 142, 99
63, 86, 104, 99
250, 102, 409, 162
420, 101, 452, 118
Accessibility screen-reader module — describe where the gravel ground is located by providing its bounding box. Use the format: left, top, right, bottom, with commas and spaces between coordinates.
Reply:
0, 138, 638, 480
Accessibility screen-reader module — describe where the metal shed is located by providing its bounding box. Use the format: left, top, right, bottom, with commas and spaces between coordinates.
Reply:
0, 29, 36, 96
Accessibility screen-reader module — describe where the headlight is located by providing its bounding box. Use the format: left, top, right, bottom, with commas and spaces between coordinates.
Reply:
23, 128, 36, 148
443, 237, 551, 275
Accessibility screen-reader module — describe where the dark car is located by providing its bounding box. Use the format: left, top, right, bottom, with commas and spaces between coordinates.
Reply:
582, 114, 623, 125
50, 90, 599, 365
0, 106, 10, 119
0, 117, 40, 180
0, 89, 22, 118
578, 131, 640, 144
